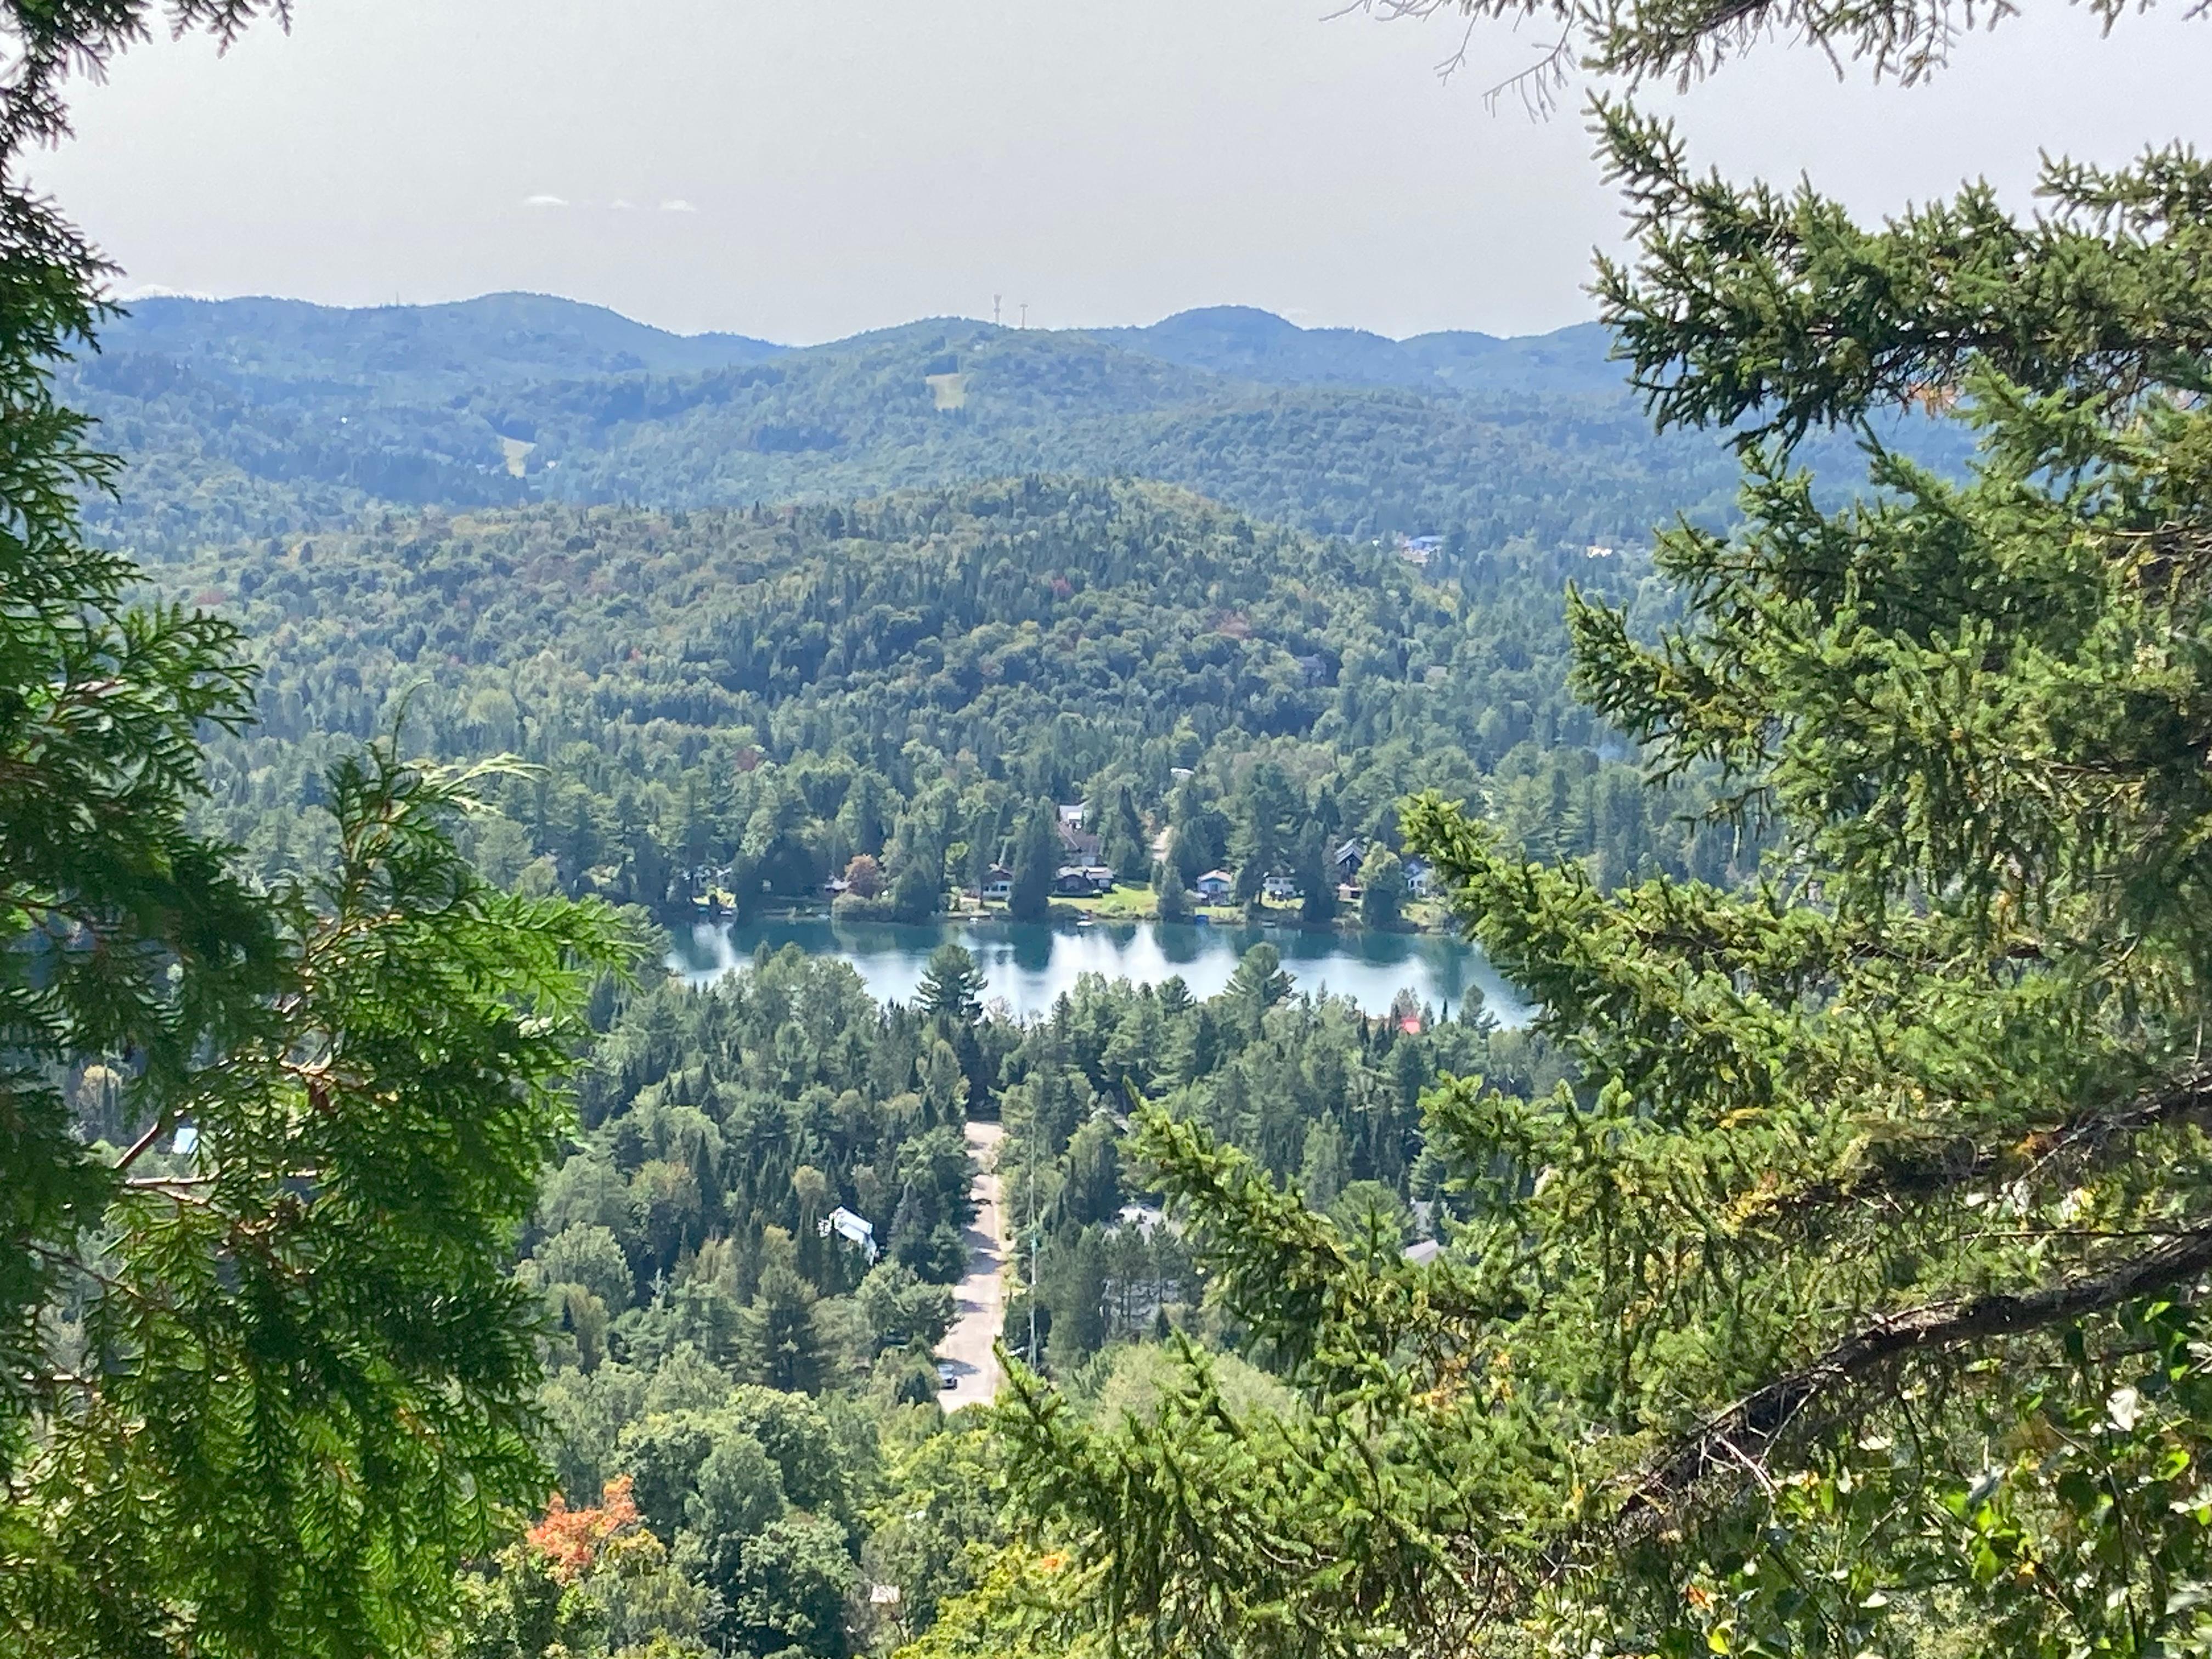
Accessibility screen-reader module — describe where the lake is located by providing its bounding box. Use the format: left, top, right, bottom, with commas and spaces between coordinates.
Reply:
668, 915, 1531, 1025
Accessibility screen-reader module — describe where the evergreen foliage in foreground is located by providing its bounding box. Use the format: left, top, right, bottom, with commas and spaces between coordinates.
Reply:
0, 5, 636, 1652
985, 102, 2212, 1659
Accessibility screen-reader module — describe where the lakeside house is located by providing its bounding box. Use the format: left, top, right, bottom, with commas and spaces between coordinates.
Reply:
1056, 804, 1101, 864
1262, 873, 1299, 902
981, 865, 1013, 902
1403, 855, 1434, 898
1054, 865, 1115, 896
1194, 869, 1233, 902
1330, 838, 1365, 882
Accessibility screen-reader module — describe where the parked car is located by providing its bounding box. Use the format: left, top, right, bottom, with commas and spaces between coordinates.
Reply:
936, 1361, 959, 1390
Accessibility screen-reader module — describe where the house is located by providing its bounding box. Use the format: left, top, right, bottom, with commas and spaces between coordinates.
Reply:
1194, 869, 1233, 902
821, 1206, 879, 1263
1055, 803, 1101, 865
1397, 534, 1443, 567
1262, 873, 1299, 902
1330, 838, 1365, 882
1293, 652, 1329, 687
1053, 865, 1114, 896
1402, 1238, 1443, 1266
822, 877, 850, 899
1402, 855, 1434, 898
981, 865, 1013, 903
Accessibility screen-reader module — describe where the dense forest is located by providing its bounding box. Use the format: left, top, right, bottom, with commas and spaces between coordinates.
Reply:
461, 930, 1564, 1657
160, 477, 1754, 923
69, 291, 1927, 560
20, 0, 2192, 1646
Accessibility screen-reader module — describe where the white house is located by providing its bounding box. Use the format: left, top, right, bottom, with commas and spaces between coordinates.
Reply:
1402, 855, 1434, 898
1262, 873, 1299, 902
981, 865, 1013, 902
821, 1206, 879, 1263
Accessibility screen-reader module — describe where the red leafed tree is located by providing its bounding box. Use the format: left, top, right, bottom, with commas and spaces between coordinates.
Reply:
527, 1475, 641, 1583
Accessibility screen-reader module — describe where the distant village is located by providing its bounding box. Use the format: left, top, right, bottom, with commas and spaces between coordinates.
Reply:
689, 797, 1435, 925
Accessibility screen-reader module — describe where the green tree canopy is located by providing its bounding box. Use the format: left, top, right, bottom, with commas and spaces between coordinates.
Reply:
994, 49, 2212, 1659
1009, 802, 1059, 923
919, 943, 988, 1028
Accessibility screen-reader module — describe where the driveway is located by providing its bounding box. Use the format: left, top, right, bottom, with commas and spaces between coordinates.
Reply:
936, 1118, 1005, 1411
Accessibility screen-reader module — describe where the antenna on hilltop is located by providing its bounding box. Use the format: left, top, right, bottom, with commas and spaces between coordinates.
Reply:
1019, 303, 1028, 330
993, 294, 1001, 328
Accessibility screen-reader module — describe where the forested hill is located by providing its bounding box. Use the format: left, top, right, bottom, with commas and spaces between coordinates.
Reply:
71, 291, 1767, 558
1090, 306, 1627, 393
166, 477, 1741, 911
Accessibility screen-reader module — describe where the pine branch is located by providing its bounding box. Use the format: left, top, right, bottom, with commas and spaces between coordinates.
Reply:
1631, 1220, 2212, 1514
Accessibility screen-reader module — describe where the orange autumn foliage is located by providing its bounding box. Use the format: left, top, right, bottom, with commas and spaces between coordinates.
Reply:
527, 1475, 641, 1582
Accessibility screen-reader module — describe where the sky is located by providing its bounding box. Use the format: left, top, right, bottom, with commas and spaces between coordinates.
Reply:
30, 0, 2212, 343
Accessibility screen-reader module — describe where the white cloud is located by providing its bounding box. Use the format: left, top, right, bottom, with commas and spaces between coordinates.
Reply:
610, 198, 635, 210
522, 193, 569, 208
658, 199, 697, 213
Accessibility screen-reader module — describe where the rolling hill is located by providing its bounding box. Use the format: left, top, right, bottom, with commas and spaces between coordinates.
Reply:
66, 292, 1764, 561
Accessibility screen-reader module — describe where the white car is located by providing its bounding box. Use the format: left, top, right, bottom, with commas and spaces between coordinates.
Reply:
936, 1361, 959, 1390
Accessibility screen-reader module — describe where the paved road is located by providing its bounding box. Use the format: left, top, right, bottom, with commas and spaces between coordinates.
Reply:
937, 1119, 1005, 1411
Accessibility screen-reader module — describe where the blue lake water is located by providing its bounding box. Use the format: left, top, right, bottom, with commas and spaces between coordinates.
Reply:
668, 915, 1530, 1025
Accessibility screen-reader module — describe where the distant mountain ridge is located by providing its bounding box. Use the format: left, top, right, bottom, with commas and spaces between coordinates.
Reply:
71, 289, 1934, 565
1092, 305, 1626, 396
97, 291, 1625, 400
95, 291, 785, 400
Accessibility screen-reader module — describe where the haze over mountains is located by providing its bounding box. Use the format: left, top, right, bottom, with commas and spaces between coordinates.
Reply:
71, 290, 1769, 561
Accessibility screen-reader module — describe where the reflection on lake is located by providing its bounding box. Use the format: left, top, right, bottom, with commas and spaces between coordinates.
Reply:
667, 915, 1530, 1025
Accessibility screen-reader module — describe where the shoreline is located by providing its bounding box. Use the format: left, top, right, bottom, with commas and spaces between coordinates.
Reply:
685, 894, 1454, 937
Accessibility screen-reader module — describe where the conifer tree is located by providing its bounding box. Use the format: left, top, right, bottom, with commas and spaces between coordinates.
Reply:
994, 14, 2212, 1659
0, 8, 634, 1652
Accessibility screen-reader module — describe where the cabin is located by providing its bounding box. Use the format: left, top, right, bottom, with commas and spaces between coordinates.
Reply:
820, 1206, 879, 1263
1054, 865, 1114, 897
981, 865, 1013, 902
1402, 855, 1434, 898
1262, 873, 1298, 902
1056, 805, 1102, 865
1194, 869, 1233, 902
1330, 838, 1365, 882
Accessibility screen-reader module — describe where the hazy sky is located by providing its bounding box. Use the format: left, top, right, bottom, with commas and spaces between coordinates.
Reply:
31, 0, 2212, 343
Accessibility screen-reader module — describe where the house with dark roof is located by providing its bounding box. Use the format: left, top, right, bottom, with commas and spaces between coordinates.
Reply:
1330, 838, 1365, 882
